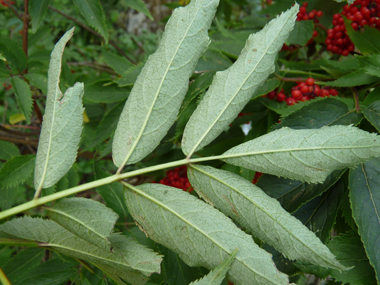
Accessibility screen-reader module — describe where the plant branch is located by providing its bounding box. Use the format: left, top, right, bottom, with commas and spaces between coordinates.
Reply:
0, 124, 39, 137
67, 61, 117, 75
279, 69, 332, 79
0, 268, 11, 285
351, 87, 361, 112
22, 0, 29, 62
48, 6, 136, 65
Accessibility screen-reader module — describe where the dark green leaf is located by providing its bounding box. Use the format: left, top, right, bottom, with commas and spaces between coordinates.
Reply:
257, 169, 346, 213
94, 164, 129, 220
359, 54, 380, 77
122, 0, 153, 20
73, 0, 108, 42
345, 19, 380, 55
349, 157, 380, 282
0, 35, 27, 72
295, 231, 378, 285
158, 244, 205, 285
180, 71, 216, 117
24, 73, 48, 94
0, 141, 20, 160
29, 0, 52, 33
195, 49, 232, 72
253, 78, 280, 97
286, 20, 314, 46
209, 39, 245, 59
102, 49, 134, 75
0, 155, 35, 190
11, 77, 33, 124
363, 101, 380, 132
363, 87, 380, 106
2, 248, 44, 284
293, 180, 345, 243
84, 102, 124, 150
13, 258, 77, 285
0, 185, 23, 211
327, 69, 379, 87
84, 81, 130, 103
272, 97, 363, 130
280, 59, 324, 71
116, 62, 144, 87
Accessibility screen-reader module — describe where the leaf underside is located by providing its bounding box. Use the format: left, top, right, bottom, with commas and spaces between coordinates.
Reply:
34, 28, 84, 190
188, 164, 347, 271
181, 4, 298, 156
223, 125, 380, 183
124, 183, 289, 285
112, 0, 219, 168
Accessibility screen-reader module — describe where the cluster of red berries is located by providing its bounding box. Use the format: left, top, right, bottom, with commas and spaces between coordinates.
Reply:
266, 78, 339, 106
2, 83, 12, 90
326, 0, 380, 56
159, 165, 193, 192
343, 0, 380, 30
282, 2, 323, 51
252, 172, 263, 184
326, 14, 356, 56
297, 2, 323, 22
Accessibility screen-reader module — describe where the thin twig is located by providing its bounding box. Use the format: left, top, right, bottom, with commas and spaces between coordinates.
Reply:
67, 61, 117, 75
2, 0, 22, 20
22, 0, 29, 62
48, 6, 136, 65
2, 124, 40, 130
0, 125, 39, 136
2, 100, 8, 124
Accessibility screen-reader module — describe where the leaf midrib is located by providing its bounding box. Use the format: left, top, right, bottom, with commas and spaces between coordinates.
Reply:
47, 208, 107, 241
47, 243, 153, 274
119, 0, 206, 167
190, 164, 341, 269
36, 31, 73, 191
221, 144, 380, 160
187, 9, 295, 157
124, 182, 280, 284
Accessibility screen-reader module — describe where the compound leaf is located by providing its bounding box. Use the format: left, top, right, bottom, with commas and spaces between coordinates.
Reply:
189, 249, 238, 285
112, 0, 219, 168
223, 125, 380, 183
73, 0, 108, 42
0, 154, 35, 190
188, 165, 347, 271
11, 77, 33, 124
181, 4, 298, 156
124, 182, 289, 285
34, 28, 84, 192
349, 157, 380, 283
47, 198, 119, 249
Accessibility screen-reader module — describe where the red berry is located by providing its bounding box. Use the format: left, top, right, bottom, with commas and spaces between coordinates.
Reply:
292, 89, 302, 100
276, 93, 286, 102
306, 77, 315, 86
286, 97, 297, 106
316, 11, 323, 17
267, 90, 276, 99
